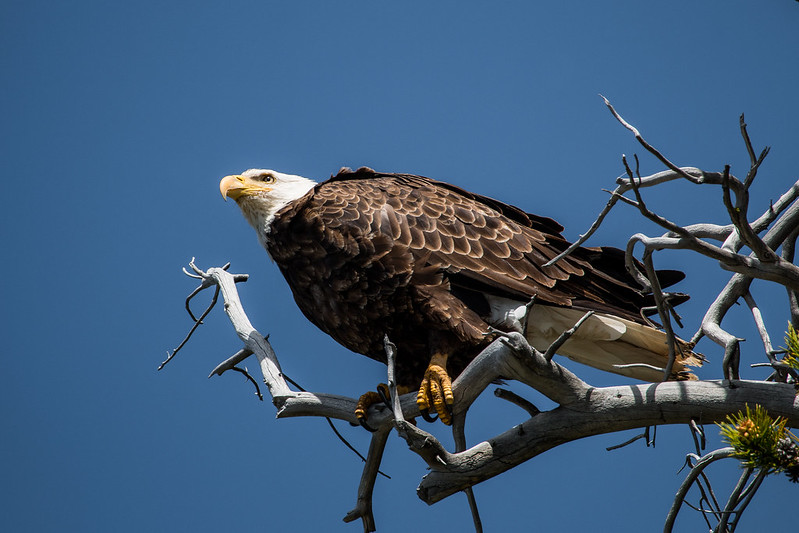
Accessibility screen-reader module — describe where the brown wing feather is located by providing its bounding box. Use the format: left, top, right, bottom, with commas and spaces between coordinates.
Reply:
329, 168, 652, 321
267, 167, 694, 385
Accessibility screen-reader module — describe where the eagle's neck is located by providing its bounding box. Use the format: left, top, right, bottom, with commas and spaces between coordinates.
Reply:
238, 175, 317, 251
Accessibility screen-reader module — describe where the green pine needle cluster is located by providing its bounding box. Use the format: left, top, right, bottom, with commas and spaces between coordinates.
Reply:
783, 322, 799, 370
718, 404, 799, 483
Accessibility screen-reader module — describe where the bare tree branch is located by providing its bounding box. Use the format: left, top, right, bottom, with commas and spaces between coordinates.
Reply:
601, 95, 701, 184
172, 257, 798, 519
342, 423, 391, 532
783, 225, 799, 328
664, 448, 736, 532
418, 377, 798, 504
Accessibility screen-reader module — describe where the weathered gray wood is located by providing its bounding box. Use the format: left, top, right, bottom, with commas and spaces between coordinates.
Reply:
417, 379, 799, 504
204, 265, 292, 399
197, 269, 799, 506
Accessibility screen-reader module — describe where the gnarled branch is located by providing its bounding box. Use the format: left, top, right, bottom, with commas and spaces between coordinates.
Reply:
170, 262, 799, 514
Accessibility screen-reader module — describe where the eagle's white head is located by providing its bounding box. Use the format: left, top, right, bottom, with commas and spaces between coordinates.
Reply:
220, 168, 317, 248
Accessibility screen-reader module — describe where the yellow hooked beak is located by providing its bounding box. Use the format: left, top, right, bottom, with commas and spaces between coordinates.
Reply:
219, 174, 270, 201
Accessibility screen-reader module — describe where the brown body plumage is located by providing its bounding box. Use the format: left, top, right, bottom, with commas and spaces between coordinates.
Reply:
221, 166, 701, 423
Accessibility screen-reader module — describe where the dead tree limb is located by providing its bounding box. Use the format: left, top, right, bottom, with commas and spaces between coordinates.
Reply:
170, 262, 799, 511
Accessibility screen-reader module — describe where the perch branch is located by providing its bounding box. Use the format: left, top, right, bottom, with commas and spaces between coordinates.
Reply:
177, 264, 798, 504
418, 379, 799, 504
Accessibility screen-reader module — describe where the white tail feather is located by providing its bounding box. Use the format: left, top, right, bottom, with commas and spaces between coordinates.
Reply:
525, 306, 701, 381
484, 295, 701, 381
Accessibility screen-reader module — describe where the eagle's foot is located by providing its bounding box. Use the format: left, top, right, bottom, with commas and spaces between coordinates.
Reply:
354, 383, 392, 432
416, 353, 454, 425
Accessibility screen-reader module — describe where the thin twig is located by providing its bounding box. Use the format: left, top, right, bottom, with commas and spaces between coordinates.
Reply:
742, 292, 773, 356
721, 165, 778, 263
722, 339, 742, 382
159, 284, 220, 370
725, 469, 768, 531
282, 373, 391, 481
676, 453, 723, 526
664, 448, 737, 532
782, 224, 799, 328
463, 487, 483, 533
739, 114, 757, 173
493, 388, 540, 417
602, 95, 701, 184
543, 311, 595, 362
741, 291, 792, 383
449, 390, 483, 532
208, 348, 254, 377
228, 366, 263, 400
543, 183, 625, 267
716, 466, 753, 532
384, 335, 403, 426
606, 426, 651, 451
382, 335, 453, 469
642, 249, 678, 380
739, 114, 771, 190
689, 420, 706, 454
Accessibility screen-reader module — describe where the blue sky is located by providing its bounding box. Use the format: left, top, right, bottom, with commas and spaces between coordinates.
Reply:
2, 1, 798, 531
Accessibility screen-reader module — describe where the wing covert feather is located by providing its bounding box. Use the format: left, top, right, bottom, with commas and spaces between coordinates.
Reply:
296, 168, 658, 323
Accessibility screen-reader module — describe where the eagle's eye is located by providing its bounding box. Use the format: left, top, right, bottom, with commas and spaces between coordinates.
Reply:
261, 174, 276, 184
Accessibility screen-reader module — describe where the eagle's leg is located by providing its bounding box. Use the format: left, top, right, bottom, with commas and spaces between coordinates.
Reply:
417, 351, 454, 425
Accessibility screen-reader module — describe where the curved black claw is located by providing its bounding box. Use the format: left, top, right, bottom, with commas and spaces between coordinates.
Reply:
358, 417, 378, 433
420, 408, 438, 423
377, 384, 392, 408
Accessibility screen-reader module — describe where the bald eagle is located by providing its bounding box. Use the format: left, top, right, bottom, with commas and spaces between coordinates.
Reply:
220, 167, 701, 426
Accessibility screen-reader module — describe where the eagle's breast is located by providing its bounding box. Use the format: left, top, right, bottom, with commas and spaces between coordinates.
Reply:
265, 178, 425, 362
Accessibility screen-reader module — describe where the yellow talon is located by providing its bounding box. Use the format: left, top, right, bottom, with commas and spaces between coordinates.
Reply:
416, 352, 454, 425
358, 384, 415, 429
355, 390, 384, 425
